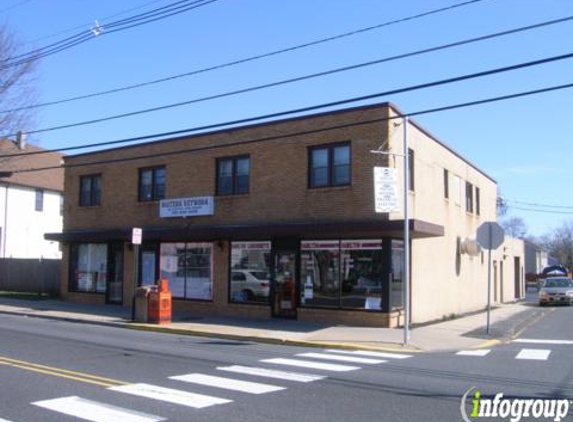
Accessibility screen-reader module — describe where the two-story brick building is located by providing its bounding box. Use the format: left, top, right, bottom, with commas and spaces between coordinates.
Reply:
47, 102, 524, 326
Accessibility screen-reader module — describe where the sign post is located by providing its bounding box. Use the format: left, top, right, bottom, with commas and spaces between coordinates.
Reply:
476, 222, 505, 335
131, 228, 142, 321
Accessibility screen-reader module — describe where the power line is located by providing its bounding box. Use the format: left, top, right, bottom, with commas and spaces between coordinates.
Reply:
0, 0, 219, 71
506, 199, 573, 209
509, 206, 573, 215
8, 80, 573, 174
3, 12, 571, 115
3, 48, 573, 140
20, 0, 172, 45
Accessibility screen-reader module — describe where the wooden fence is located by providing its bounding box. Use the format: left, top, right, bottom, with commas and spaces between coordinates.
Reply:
0, 258, 61, 295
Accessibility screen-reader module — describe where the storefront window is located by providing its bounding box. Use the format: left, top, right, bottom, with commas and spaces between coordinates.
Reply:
300, 241, 340, 308
391, 240, 404, 310
160, 243, 212, 300
71, 243, 108, 293
340, 240, 383, 310
230, 242, 271, 304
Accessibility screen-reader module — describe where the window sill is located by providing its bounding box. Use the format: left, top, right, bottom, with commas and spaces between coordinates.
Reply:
307, 185, 352, 193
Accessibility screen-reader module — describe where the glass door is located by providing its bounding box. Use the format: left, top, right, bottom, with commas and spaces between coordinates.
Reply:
272, 251, 297, 318
106, 244, 123, 304
141, 246, 157, 287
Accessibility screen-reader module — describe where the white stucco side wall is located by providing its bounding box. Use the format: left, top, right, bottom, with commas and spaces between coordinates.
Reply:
0, 184, 62, 259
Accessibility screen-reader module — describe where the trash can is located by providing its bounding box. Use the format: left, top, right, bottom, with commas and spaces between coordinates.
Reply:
134, 286, 152, 323
148, 279, 172, 325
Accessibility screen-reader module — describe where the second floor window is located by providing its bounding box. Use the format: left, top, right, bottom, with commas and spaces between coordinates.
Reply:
217, 156, 250, 195
80, 175, 101, 206
466, 181, 474, 213
139, 167, 165, 202
309, 142, 350, 188
35, 188, 44, 212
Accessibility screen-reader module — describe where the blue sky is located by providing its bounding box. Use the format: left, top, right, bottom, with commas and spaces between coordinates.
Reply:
2, 0, 573, 237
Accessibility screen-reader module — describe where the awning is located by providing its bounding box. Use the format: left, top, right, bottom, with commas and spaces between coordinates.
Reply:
45, 218, 444, 243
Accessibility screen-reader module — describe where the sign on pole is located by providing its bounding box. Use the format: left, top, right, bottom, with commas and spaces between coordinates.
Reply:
476, 222, 505, 250
131, 227, 142, 245
374, 167, 399, 213
476, 222, 505, 335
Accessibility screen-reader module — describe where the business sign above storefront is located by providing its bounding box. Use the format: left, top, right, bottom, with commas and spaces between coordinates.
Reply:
159, 196, 215, 218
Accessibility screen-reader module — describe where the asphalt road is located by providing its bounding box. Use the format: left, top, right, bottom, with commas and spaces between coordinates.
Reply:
0, 296, 571, 422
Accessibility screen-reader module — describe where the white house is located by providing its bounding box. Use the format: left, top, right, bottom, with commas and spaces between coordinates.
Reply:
0, 139, 64, 259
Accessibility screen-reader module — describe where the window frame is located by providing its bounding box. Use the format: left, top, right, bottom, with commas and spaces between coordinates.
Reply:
475, 186, 481, 216
138, 166, 166, 202
408, 148, 415, 192
465, 181, 474, 213
216, 155, 250, 196
308, 141, 351, 189
35, 188, 44, 212
79, 174, 102, 207
443, 169, 449, 199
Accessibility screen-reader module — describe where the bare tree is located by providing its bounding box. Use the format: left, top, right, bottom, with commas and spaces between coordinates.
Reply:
538, 221, 573, 271
500, 216, 527, 239
0, 23, 38, 137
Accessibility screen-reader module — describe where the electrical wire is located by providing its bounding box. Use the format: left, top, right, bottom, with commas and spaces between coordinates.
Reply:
7, 79, 573, 173
506, 199, 573, 209
0, 0, 219, 70
3, 12, 571, 115
3, 48, 572, 139
509, 206, 573, 215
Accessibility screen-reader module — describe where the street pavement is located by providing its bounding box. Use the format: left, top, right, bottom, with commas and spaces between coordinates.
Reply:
0, 291, 571, 422
0, 290, 548, 353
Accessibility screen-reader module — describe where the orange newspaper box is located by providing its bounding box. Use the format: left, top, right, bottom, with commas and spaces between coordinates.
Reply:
148, 279, 172, 324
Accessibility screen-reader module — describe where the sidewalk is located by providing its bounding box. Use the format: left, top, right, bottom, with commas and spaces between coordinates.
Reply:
0, 296, 545, 353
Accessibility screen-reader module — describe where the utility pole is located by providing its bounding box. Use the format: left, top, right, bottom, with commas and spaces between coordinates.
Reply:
403, 117, 411, 346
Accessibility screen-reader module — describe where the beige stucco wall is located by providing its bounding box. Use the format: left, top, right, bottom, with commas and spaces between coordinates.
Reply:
386, 109, 523, 323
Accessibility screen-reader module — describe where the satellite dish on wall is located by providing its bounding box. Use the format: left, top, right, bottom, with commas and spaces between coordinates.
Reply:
461, 238, 482, 257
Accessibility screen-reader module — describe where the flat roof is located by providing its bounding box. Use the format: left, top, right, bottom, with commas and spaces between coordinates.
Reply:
66, 101, 495, 183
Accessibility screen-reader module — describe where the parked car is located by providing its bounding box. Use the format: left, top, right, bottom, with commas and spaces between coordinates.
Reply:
538, 277, 573, 306
231, 269, 270, 301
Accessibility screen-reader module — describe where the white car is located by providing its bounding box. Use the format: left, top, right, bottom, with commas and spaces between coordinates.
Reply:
231, 270, 270, 301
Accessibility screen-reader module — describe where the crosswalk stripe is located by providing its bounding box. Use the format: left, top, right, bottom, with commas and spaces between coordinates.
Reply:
109, 383, 232, 409
324, 349, 413, 359
217, 365, 326, 383
515, 349, 551, 361
295, 352, 385, 364
513, 339, 573, 345
170, 373, 285, 394
456, 349, 491, 357
32, 396, 165, 422
261, 358, 360, 372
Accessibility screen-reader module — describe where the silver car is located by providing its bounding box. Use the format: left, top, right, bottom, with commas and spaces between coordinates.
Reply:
538, 277, 573, 306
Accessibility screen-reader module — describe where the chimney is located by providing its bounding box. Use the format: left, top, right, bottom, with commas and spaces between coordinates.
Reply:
16, 131, 26, 150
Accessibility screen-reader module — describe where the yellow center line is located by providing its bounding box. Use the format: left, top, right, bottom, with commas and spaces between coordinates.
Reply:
0, 355, 129, 387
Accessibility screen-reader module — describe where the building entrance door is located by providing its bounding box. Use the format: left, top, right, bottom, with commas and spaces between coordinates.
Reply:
106, 244, 123, 304
272, 250, 297, 318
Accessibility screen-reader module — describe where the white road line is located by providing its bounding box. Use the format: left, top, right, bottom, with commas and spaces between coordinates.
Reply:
0, 419, 22, 422
515, 349, 551, 361
513, 339, 573, 345
109, 383, 232, 409
456, 349, 491, 357
324, 349, 413, 359
32, 396, 165, 422
261, 358, 360, 372
295, 352, 385, 364
170, 373, 285, 394
217, 365, 326, 383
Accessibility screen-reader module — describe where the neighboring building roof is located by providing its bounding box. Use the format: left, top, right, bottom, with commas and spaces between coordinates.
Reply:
0, 139, 64, 192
